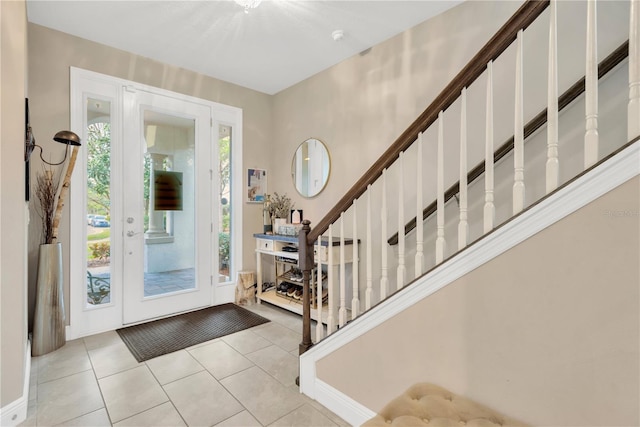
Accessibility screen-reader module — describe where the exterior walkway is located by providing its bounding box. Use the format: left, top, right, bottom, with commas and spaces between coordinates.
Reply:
87, 268, 202, 304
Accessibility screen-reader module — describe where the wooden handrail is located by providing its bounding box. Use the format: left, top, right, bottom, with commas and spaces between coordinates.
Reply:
307, 0, 550, 244
388, 40, 630, 245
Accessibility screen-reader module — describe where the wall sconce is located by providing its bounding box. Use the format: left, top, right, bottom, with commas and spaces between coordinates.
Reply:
25, 128, 81, 165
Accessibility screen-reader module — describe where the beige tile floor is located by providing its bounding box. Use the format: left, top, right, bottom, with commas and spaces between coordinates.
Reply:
21, 303, 348, 427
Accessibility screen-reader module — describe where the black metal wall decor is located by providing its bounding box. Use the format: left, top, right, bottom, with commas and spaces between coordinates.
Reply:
25, 98, 32, 201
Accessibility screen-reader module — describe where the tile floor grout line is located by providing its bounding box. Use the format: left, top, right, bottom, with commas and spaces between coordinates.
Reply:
101, 365, 171, 425
214, 320, 300, 426
111, 352, 201, 426
82, 336, 114, 427
92, 362, 144, 382
111, 400, 176, 427
199, 369, 251, 427
33, 366, 94, 386
215, 370, 264, 427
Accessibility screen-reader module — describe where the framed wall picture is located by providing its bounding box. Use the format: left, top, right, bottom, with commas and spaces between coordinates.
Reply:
247, 168, 267, 203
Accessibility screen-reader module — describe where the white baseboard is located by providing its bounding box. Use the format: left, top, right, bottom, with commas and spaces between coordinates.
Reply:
300, 141, 639, 421
312, 379, 376, 427
0, 340, 31, 426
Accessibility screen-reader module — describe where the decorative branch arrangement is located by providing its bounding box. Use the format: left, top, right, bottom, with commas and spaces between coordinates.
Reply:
33, 145, 80, 244
35, 169, 60, 244
268, 192, 294, 219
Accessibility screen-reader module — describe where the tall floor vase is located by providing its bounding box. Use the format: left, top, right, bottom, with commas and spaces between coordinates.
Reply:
32, 243, 66, 356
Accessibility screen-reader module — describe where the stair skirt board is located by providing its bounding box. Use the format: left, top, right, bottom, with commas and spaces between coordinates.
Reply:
299, 141, 639, 427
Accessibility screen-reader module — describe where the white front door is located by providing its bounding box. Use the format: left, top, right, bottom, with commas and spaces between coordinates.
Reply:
70, 69, 243, 338
122, 88, 213, 324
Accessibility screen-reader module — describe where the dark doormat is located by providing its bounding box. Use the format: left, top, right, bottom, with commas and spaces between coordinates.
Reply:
116, 303, 270, 362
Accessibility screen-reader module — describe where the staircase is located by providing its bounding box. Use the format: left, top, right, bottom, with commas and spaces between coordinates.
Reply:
296, 1, 639, 425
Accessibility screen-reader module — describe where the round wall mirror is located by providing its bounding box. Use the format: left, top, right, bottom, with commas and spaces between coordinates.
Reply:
291, 138, 331, 198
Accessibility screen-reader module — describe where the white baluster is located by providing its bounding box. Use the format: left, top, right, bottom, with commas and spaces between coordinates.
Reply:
365, 185, 373, 310
513, 29, 526, 214
436, 112, 446, 264
415, 133, 424, 278
351, 200, 359, 318
484, 61, 495, 233
584, 0, 599, 168
397, 152, 406, 289
327, 224, 335, 335
546, 0, 559, 193
630, 0, 640, 140
458, 88, 469, 250
380, 169, 389, 300
339, 213, 347, 327
315, 237, 323, 342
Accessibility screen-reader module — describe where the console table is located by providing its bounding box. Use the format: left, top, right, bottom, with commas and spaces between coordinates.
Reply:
253, 233, 356, 324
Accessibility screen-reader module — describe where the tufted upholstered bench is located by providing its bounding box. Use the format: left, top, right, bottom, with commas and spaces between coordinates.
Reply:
362, 383, 528, 427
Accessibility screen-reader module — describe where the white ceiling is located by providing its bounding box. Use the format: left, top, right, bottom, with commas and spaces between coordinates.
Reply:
26, 0, 461, 95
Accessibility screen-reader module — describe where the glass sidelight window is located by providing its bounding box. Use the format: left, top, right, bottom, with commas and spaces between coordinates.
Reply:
86, 98, 112, 306
218, 125, 232, 282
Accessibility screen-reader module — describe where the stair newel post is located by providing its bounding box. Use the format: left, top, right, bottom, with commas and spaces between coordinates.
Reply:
584, 0, 599, 168
298, 220, 314, 355
397, 151, 406, 289
513, 29, 526, 214
630, 0, 640, 141
380, 169, 389, 300
315, 237, 323, 342
365, 185, 373, 310
415, 133, 425, 278
546, 0, 560, 193
435, 112, 446, 264
351, 200, 360, 318
338, 213, 347, 327
327, 224, 336, 335
458, 89, 469, 251
484, 61, 496, 233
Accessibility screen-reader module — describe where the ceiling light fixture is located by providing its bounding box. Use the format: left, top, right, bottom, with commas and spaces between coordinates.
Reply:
235, 0, 262, 14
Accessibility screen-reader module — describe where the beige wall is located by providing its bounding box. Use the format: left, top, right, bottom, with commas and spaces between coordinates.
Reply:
316, 176, 640, 426
26, 24, 273, 324
1, 0, 28, 407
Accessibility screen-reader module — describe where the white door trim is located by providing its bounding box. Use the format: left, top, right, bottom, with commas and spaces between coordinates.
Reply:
68, 67, 243, 339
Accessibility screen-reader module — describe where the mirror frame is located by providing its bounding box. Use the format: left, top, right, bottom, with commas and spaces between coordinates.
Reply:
291, 137, 331, 198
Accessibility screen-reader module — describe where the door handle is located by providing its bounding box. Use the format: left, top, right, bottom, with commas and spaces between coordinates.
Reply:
127, 230, 135, 237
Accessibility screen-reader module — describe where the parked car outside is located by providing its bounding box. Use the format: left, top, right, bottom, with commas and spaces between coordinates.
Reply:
87, 214, 96, 225
91, 215, 110, 227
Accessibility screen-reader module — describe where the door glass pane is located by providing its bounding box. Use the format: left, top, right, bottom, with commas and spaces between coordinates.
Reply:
86, 98, 112, 306
143, 111, 196, 296
218, 125, 232, 282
